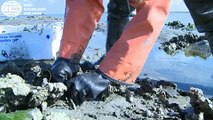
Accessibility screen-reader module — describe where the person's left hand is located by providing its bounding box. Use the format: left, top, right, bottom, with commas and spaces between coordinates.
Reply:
65, 71, 111, 104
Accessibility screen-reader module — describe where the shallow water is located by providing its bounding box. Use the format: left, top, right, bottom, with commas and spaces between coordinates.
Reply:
140, 12, 213, 96
86, 12, 213, 96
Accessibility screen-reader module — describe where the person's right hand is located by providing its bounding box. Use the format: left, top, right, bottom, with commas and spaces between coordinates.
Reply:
51, 57, 79, 83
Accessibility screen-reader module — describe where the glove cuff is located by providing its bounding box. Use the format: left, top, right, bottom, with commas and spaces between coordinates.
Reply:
96, 69, 140, 96
56, 57, 78, 64
96, 69, 133, 86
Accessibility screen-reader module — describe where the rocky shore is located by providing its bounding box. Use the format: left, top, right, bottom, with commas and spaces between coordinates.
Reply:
0, 61, 212, 120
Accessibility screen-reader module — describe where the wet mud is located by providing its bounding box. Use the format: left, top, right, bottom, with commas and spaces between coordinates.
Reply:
0, 61, 212, 120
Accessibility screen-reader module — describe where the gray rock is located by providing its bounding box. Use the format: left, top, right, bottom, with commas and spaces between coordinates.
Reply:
44, 108, 76, 120
185, 40, 211, 59
0, 73, 31, 109
0, 73, 67, 111
28, 108, 43, 120
189, 87, 213, 119
26, 81, 67, 107
26, 86, 49, 107
0, 73, 31, 96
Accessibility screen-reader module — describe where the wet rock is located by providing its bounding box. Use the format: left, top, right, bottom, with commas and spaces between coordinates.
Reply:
108, 84, 128, 95
160, 32, 209, 58
49, 100, 71, 110
107, 83, 139, 103
44, 82, 67, 103
0, 105, 6, 113
125, 90, 134, 103
23, 62, 52, 86
179, 112, 199, 120
0, 62, 24, 78
0, 60, 212, 120
144, 110, 154, 118
185, 40, 211, 59
43, 109, 76, 120
156, 80, 177, 89
24, 62, 42, 85
167, 95, 191, 111
141, 92, 152, 100
0, 74, 31, 96
0, 61, 52, 86
166, 21, 185, 29
0, 72, 67, 111
198, 112, 204, 120
26, 86, 49, 107
26, 81, 67, 107
136, 78, 158, 93
136, 78, 177, 94
28, 108, 43, 120
0, 65, 199, 120
0, 73, 31, 110
165, 21, 195, 31
156, 89, 169, 102
41, 102, 48, 112
189, 87, 213, 119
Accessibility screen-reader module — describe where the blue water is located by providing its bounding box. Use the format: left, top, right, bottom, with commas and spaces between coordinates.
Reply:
140, 12, 213, 97
166, 12, 194, 24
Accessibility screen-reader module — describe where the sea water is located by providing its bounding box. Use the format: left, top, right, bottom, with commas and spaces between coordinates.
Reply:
141, 12, 213, 96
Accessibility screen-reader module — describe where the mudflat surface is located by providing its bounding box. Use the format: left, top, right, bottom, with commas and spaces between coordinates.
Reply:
0, 15, 63, 25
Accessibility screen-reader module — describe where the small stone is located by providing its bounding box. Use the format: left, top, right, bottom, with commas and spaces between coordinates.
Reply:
126, 90, 134, 103
41, 102, 48, 112
156, 107, 164, 115
0, 105, 6, 112
44, 111, 71, 120
198, 112, 204, 120
142, 93, 152, 100
144, 110, 154, 117
28, 108, 43, 120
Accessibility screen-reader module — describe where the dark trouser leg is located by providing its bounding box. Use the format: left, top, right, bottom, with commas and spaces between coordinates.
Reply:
95, 0, 134, 65
106, 0, 132, 52
184, 0, 213, 33
184, 0, 213, 53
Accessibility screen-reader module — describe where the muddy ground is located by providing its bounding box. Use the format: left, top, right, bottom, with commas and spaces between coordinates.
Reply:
0, 62, 212, 120
0, 20, 213, 120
